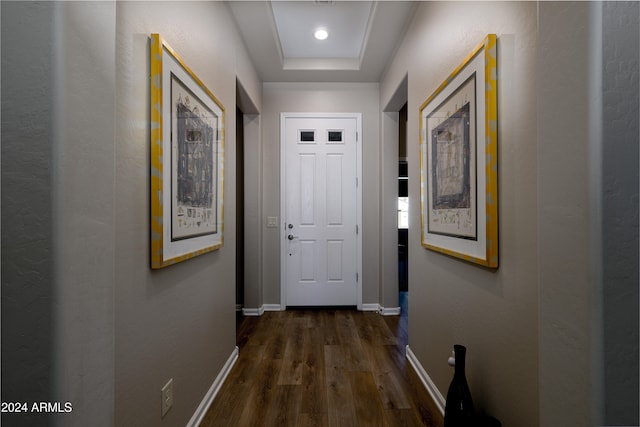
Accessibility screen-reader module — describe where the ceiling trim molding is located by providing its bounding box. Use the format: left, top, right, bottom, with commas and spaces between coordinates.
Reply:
358, 1, 378, 68
283, 57, 360, 71
228, 0, 417, 82
267, 1, 285, 67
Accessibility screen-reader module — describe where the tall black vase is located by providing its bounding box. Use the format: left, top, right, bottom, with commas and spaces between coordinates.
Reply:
444, 345, 474, 427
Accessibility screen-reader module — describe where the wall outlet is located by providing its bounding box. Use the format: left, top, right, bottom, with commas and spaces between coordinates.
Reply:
161, 378, 173, 418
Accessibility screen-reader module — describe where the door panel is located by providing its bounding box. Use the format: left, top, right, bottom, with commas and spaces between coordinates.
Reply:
327, 240, 344, 281
326, 154, 344, 225
299, 240, 316, 281
283, 115, 359, 306
299, 154, 316, 225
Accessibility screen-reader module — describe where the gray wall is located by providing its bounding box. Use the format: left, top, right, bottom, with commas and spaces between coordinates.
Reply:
2, 2, 58, 426
539, 3, 639, 425
2, 2, 117, 426
2, 2, 261, 426
601, 1, 639, 424
114, 2, 260, 426
261, 83, 381, 307
538, 3, 602, 425
381, 2, 639, 426
381, 2, 540, 426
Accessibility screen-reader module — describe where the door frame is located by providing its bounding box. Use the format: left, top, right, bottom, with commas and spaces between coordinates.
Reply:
279, 112, 363, 310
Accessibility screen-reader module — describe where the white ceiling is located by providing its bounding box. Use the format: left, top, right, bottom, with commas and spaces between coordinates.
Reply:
228, 1, 418, 82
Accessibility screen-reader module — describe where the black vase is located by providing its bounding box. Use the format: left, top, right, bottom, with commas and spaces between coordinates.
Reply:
444, 345, 475, 427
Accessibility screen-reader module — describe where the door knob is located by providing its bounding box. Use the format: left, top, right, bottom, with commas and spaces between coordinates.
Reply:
288, 234, 298, 240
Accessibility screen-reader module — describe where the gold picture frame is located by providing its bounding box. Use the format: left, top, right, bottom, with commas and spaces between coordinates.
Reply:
419, 34, 498, 268
150, 34, 225, 269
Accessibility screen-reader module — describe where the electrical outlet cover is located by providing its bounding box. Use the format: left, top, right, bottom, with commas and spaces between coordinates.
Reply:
161, 378, 173, 417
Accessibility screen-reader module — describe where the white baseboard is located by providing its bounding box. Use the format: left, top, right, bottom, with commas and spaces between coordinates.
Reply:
379, 305, 401, 316
187, 346, 239, 427
405, 345, 446, 415
361, 303, 379, 312
244, 304, 398, 314
241, 304, 282, 316
362, 304, 400, 315
242, 306, 265, 316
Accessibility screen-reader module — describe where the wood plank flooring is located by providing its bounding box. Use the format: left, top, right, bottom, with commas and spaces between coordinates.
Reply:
200, 302, 443, 427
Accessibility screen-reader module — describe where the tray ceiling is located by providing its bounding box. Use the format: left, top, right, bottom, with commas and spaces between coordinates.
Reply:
228, 1, 418, 82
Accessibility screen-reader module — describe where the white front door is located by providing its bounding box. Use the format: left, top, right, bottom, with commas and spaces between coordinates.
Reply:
281, 113, 361, 307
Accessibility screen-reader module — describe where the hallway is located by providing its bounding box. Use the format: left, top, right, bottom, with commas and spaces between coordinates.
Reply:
200, 305, 442, 426
2, 1, 638, 426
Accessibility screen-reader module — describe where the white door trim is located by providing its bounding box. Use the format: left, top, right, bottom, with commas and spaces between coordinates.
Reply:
280, 112, 363, 310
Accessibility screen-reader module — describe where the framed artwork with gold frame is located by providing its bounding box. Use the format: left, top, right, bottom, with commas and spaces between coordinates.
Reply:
419, 34, 498, 268
150, 33, 225, 269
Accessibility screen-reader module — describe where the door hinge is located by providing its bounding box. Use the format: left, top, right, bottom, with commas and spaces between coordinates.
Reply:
356, 224, 359, 235
356, 177, 358, 188
356, 132, 358, 142
356, 272, 359, 282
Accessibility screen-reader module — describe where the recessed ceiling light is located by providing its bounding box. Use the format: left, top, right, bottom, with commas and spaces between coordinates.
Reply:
314, 29, 329, 41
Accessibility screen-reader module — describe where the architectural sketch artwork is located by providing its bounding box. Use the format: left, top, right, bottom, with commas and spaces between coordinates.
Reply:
424, 74, 477, 240
432, 102, 470, 210
171, 74, 218, 240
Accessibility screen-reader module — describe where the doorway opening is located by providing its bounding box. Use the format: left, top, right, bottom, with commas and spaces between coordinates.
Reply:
236, 79, 262, 319
398, 103, 408, 294
236, 106, 245, 328
383, 76, 408, 336
398, 103, 409, 325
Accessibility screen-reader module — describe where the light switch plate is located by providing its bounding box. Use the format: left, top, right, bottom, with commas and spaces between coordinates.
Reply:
267, 216, 278, 228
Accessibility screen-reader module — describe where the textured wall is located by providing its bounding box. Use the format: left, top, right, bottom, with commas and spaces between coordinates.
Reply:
2, 3, 118, 426
50, 3, 117, 426
602, 1, 640, 424
2, 2, 261, 426
538, 4, 598, 425
381, 2, 539, 426
1, 3, 56, 426
382, 3, 639, 425
114, 2, 260, 426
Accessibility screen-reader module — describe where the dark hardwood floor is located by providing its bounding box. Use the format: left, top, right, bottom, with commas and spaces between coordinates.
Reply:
200, 295, 443, 426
